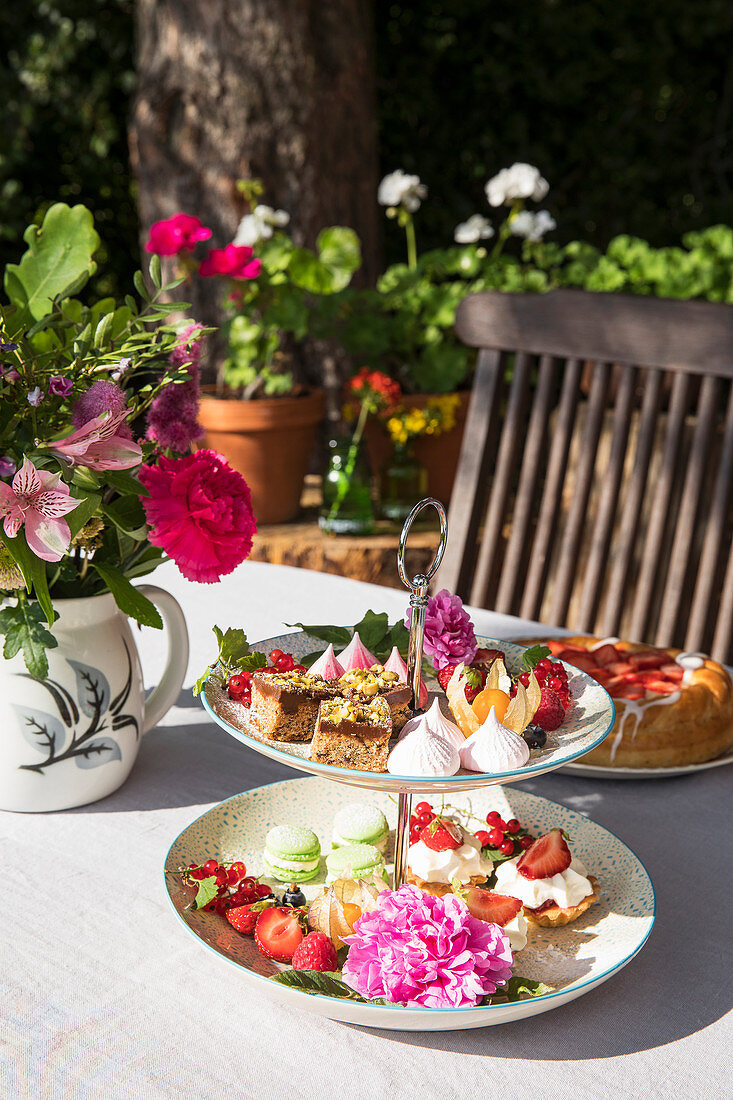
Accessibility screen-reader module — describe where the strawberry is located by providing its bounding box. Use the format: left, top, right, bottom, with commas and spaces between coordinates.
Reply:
591, 643, 620, 667
472, 648, 505, 668
436, 663, 486, 703
226, 898, 276, 935
291, 931, 338, 972
627, 651, 668, 671
532, 686, 565, 731
644, 679, 679, 695
606, 660, 635, 676
659, 663, 684, 681
460, 887, 523, 927
420, 817, 463, 851
517, 829, 571, 880
254, 906, 306, 961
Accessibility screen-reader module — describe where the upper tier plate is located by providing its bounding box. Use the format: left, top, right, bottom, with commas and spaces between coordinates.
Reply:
202, 633, 615, 793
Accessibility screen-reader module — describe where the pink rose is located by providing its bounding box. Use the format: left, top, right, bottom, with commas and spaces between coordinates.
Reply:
145, 213, 212, 256
199, 244, 261, 281
139, 450, 257, 583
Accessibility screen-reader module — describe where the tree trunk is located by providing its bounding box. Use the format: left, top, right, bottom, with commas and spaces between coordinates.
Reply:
129, 0, 379, 375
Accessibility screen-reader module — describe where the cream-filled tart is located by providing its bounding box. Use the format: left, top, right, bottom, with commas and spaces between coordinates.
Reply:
493, 828, 599, 927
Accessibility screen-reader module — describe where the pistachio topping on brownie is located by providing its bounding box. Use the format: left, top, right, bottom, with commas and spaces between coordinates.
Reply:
320, 697, 391, 725
339, 666, 401, 696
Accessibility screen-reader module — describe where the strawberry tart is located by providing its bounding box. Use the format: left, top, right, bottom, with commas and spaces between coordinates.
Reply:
519, 636, 733, 768
493, 829, 599, 927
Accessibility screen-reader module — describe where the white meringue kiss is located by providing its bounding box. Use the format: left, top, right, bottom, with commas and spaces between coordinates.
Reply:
384, 645, 428, 707
338, 631, 378, 671
387, 726, 461, 776
459, 706, 530, 773
309, 643, 345, 679
398, 697, 464, 749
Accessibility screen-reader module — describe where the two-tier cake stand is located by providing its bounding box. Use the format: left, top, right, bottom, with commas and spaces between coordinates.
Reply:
165, 499, 655, 1031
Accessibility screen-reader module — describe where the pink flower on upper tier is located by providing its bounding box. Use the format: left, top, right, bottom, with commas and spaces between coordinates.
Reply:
404, 588, 477, 670
138, 450, 257, 583
0, 458, 80, 561
198, 244, 261, 281
48, 409, 142, 471
145, 213, 213, 256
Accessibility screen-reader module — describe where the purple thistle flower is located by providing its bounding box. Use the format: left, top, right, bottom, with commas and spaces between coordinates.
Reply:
49, 376, 74, 398
146, 324, 204, 453
72, 380, 129, 426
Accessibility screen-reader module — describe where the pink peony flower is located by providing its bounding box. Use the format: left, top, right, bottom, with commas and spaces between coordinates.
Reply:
0, 457, 80, 562
48, 409, 142, 471
138, 450, 257, 583
342, 885, 513, 1008
49, 376, 73, 398
405, 588, 477, 670
199, 244, 261, 281
145, 213, 212, 256
146, 324, 204, 453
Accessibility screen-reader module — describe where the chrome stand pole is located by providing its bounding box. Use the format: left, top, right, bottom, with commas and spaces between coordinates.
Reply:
393, 498, 448, 889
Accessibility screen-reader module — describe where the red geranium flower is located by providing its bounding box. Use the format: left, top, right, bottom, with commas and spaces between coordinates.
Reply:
199, 244, 261, 281
346, 368, 402, 416
139, 451, 257, 583
145, 213, 212, 256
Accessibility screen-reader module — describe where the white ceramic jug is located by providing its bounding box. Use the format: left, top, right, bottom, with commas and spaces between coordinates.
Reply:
0, 586, 189, 812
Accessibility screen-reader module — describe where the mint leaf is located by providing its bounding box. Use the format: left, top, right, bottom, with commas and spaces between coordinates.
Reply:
238, 651, 267, 673
270, 970, 368, 1001
213, 626, 253, 667
285, 622, 351, 648
521, 644, 551, 671
192, 876, 219, 910
504, 976, 552, 1001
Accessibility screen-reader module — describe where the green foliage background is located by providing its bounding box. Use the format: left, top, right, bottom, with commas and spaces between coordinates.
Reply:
1, 0, 731, 283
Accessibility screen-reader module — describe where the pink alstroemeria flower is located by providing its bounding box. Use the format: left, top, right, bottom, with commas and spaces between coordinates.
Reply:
49, 409, 142, 471
0, 458, 80, 562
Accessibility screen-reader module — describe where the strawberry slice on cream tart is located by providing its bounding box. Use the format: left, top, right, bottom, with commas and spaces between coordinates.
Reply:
493, 829, 599, 928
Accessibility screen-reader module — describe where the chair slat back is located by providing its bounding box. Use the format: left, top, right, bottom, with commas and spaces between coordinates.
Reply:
436, 289, 733, 663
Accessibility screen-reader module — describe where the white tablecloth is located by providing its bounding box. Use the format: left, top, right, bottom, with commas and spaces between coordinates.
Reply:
3, 560, 731, 1099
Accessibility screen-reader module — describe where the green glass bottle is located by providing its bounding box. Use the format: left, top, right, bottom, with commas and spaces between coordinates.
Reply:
319, 436, 375, 535
379, 441, 428, 523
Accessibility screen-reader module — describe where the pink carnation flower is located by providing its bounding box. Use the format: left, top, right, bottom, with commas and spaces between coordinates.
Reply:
199, 244, 261, 281
342, 885, 513, 1008
139, 450, 257, 583
405, 588, 477, 670
145, 213, 212, 256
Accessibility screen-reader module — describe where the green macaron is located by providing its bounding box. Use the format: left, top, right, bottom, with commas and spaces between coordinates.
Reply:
325, 842, 388, 885
263, 824, 321, 883
331, 804, 389, 852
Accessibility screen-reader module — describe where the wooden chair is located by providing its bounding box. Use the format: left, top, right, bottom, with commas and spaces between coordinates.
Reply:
436, 289, 733, 663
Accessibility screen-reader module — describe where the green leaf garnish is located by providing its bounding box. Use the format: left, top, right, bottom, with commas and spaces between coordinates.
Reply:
192, 876, 219, 910
285, 622, 352, 648
193, 625, 266, 696
352, 609, 389, 652
484, 976, 552, 1003
270, 970, 368, 1001
521, 644, 551, 671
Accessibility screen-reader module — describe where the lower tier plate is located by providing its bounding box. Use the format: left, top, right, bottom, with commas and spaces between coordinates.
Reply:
164, 777, 655, 1032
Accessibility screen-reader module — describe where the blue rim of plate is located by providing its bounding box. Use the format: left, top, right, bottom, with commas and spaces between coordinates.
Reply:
163, 778, 656, 1015
200, 634, 616, 786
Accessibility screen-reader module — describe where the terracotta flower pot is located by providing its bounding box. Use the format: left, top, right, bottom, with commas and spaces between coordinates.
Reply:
364, 391, 471, 507
199, 388, 325, 525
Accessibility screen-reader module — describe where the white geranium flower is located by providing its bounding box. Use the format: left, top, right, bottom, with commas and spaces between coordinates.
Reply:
509, 209, 557, 242
454, 214, 495, 244
234, 204, 290, 247
485, 163, 549, 207
378, 170, 428, 212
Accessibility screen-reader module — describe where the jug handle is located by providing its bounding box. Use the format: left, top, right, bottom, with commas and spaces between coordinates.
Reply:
137, 585, 189, 734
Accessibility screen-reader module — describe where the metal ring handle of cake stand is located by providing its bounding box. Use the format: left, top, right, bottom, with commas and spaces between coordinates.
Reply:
393, 497, 448, 888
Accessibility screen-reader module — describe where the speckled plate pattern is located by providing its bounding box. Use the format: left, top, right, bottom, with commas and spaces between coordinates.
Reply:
202, 634, 616, 794
164, 776, 655, 1031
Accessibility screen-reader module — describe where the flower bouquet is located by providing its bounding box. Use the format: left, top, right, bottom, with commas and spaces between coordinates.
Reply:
0, 202, 257, 680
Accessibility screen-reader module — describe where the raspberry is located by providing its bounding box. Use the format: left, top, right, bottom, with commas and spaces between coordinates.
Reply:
291, 931, 338, 972
533, 686, 566, 732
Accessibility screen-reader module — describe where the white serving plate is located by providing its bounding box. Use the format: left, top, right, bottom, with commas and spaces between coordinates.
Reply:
202, 634, 615, 793
563, 750, 733, 779
164, 776, 655, 1032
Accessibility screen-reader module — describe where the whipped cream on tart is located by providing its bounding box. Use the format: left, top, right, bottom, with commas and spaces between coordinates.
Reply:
407, 827, 492, 888
494, 854, 594, 911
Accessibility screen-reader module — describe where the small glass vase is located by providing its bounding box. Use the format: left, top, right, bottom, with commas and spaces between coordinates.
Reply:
319, 436, 375, 535
379, 442, 428, 523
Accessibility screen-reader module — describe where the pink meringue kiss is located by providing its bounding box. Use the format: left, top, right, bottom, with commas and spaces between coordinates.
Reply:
338, 631, 378, 671
384, 645, 428, 707
398, 697, 464, 748
308, 643, 345, 679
